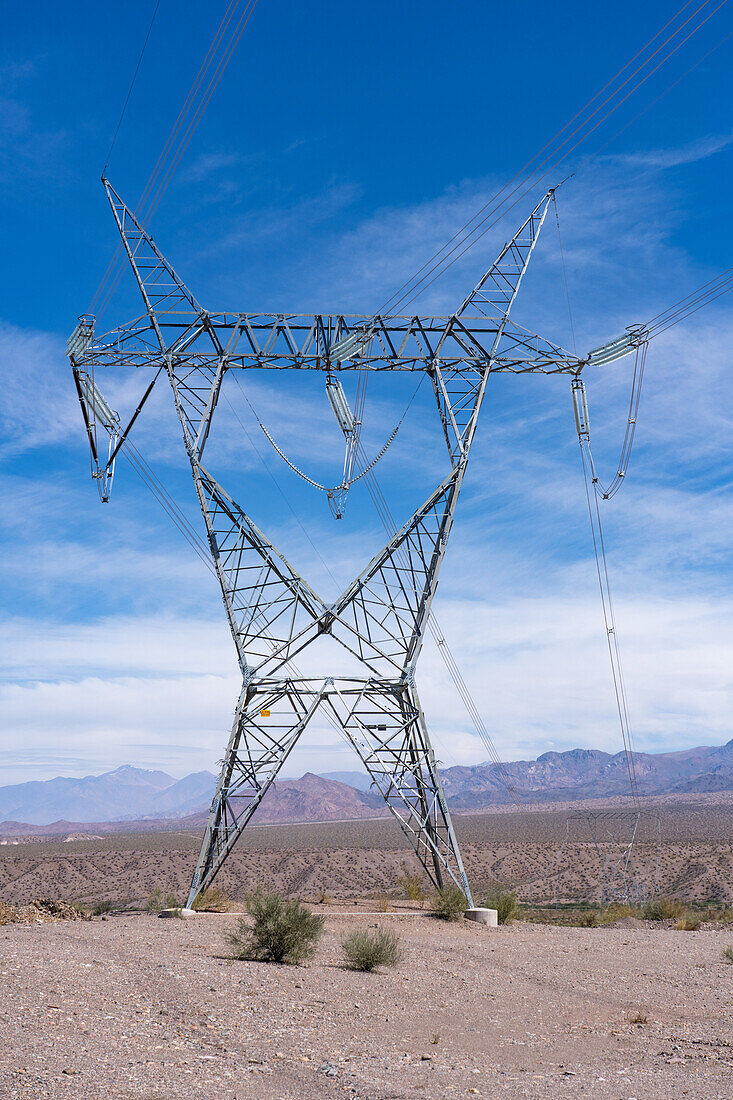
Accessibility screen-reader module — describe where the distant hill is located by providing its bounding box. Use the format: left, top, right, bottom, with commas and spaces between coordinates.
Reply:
0, 769, 386, 834
1, 739, 732, 835
439, 739, 733, 808
0, 765, 179, 825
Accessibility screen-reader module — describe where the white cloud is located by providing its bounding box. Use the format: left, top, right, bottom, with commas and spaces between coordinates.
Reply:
1, 589, 730, 786
2, 149, 732, 786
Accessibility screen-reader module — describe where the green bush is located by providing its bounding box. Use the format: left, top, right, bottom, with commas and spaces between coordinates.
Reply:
92, 899, 112, 916
227, 890, 324, 964
642, 897, 686, 921
398, 865, 425, 905
146, 888, 179, 914
341, 925, 402, 971
482, 889, 519, 925
722, 946, 733, 963
432, 884, 467, 921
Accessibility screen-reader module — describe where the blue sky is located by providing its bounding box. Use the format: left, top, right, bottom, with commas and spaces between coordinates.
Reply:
1, 0, 732, 785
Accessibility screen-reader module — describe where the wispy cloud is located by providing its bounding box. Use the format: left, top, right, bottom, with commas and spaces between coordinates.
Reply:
178, 151, 241, 184
611, 132, 733, 170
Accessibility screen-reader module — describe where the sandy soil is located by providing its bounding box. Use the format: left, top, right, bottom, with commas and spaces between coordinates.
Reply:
0, 910, 732, 1100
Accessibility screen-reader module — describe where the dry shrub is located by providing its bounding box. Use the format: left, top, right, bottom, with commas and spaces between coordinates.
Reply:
192, 885, 231, 912
341, 925, 402, 972
376, 895, 392, 913
432, 884, 466, 922
628, 1011, 648, 1025
227, 890, 323, 965
576, 909, 600, 928
398, 865, 425, 906
675, 913, 701, 931
722, 946, 733, 963
600, 903, 642, 923
481, 889, 519, 925
146, 888, 179, 913
34, 899, 90, 921
642, 897, 686, 921
0, 901, 22, 925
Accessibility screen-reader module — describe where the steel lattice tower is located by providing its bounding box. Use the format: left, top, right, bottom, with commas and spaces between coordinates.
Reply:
68, 182, 629, 908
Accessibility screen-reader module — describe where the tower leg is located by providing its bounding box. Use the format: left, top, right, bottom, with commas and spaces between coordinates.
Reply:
326, 679, 473, 905
187, 679, 324, 907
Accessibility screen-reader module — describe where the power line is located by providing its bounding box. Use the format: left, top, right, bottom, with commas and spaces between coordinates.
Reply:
375, 0, 728, 316
90, 0, 259, 320
103, 0, 163, 175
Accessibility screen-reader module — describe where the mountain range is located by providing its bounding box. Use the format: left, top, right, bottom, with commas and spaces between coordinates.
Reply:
1, 739, 732, 833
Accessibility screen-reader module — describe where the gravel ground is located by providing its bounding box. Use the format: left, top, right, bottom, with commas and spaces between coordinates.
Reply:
0, 910, 732, 1099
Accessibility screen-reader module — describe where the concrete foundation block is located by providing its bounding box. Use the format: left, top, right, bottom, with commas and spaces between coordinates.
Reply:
159, 907, 197, 919
464, 907, 498, 927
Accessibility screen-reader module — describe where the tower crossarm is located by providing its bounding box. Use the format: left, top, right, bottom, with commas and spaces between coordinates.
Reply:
81, 312, 583, 373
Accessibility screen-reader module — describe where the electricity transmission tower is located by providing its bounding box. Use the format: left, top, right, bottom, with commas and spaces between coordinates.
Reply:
68, 181, 637, 907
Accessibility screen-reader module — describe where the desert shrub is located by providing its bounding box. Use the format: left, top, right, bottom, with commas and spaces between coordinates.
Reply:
227, 890, 324, 964
722, 946, 733, 963
92, 899, 112, 916
675, 912, 701, 931
0, 901, 22, 925
192, 885, 230, 912
432, 884, 467, 922
317, 890, 331, 905
482, 889, 519, 925
146, 888, 179, 914
576, 909, 600, 927
628, 1011, 648, 1025
341, 925, 402, 971
398, 865, 425, 906
376, 895, 392, 913
642, 897, 686, 921
601, 903, 641, 923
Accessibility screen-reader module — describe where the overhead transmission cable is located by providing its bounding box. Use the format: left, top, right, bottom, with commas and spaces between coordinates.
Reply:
373, 0, 705, 316
336, 2, 731, 795
645, 266, 733, 336
103, 0, 162, 176
575, 424, 641, 806
373, 0, 728, 316
89, 0, 259, 320
554, 192, 641, 805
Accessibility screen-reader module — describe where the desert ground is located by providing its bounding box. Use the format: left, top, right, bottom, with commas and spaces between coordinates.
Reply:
1, 907, 732, 1099
2, 797, 733, 1099
1, 796, 732, 908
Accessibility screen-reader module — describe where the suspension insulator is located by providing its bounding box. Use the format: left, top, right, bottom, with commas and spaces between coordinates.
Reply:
572, 380, 590, 439
326, 374, 355, 435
